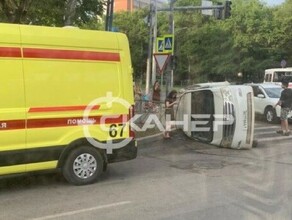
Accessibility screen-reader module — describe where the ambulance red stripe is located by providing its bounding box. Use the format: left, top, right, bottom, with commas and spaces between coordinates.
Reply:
0, 47, 120, 62
0, 115, 128, 130
0, 47, 21, 57
29, 105, 100, 113
0, 120, 25, 130
23, 48, 120, 61
27, 115, 127, 128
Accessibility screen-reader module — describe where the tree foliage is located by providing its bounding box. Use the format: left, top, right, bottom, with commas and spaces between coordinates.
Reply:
0, 0, 105, 26
0, 0, 32, 23
113, 9, 149, 81
171, 0, 292, 83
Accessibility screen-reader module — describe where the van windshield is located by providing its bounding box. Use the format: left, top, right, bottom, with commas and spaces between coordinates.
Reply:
190, 90, 214, 143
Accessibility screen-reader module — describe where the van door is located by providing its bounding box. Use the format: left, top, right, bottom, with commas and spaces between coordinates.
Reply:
0, 24, 26, 175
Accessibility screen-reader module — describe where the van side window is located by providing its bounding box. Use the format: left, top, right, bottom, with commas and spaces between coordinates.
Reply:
275, 72, 284, 82
274, 73, 279, 81
264, 74, 271, 82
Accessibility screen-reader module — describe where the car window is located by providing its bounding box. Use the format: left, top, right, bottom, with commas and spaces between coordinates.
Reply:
263, 87, 282, 98
252, 86, 263, 97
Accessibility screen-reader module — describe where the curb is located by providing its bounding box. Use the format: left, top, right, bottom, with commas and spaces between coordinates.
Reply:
136, 132, 164, 146
136, 128, 177, 147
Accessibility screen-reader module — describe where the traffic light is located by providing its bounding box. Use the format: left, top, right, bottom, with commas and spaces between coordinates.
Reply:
224, 1, 232, 19
214, 2, 223, 20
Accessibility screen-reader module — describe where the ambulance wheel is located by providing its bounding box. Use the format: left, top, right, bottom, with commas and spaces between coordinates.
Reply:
63, 146, 103, 185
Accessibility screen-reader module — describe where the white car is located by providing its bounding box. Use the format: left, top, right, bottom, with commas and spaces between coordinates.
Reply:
176, 82, 255, 149
248, 83, 292, 123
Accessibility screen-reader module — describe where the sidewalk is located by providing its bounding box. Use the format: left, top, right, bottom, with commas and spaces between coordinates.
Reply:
136, 128, 178, 147
136, 131, 164, 146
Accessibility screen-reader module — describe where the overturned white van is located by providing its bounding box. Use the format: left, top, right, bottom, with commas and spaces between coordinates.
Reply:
176, 82, 255, 149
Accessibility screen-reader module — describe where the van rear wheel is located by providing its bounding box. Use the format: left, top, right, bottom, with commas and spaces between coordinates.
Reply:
63, 146, 103, 185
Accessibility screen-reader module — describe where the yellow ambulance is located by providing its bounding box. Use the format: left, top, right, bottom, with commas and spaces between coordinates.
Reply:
0, 23, 137, 185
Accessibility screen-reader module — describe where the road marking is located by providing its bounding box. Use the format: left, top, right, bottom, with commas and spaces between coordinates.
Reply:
254, 125, 279, 131
254, 124, 292, 142
254, 130, 280, 135
30, 201, 132, 220
254, 135, 292, 142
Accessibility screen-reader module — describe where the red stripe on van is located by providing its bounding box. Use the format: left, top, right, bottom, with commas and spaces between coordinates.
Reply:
29, 105, 100, 113
27, 115, 127, 129
0, 115, 128, 130
23, 48, 120, 62
0, 120, 25, 130
0, 47, 21, 58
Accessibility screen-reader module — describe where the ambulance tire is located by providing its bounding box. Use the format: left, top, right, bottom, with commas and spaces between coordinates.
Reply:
63, 146, 103, 185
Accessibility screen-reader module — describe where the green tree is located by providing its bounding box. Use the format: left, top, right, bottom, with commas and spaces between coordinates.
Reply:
0, 0, 105, 26
173, 0, 291, 83
0, 0, 32, 23
113, 9, 149, 81
273, 0, 292, 67
228, 0, 278, 81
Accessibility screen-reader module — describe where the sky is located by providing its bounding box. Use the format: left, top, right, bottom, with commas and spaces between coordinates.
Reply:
261, 0, 286, 6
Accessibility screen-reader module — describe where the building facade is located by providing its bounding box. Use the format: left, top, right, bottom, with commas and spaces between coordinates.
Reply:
114, 0, 165, 12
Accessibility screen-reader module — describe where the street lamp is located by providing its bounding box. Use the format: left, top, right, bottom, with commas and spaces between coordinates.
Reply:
237, 72, 243, 84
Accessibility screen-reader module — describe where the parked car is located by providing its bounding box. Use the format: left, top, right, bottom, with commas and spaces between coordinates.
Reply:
176, 82, 255, 149
247, 83, 292, 123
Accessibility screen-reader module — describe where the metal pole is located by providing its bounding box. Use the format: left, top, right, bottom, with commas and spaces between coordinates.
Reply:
170, 2, 174, 89
145, 3, 154, 95
151, 0, 157, 86
166, 0, 175, 96
105, 0, 114, 31
109, 0, 114, 29
167, 0, 176, 90
157, 5, 224, 12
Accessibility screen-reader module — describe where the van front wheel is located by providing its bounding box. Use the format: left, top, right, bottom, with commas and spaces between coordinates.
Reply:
63, 146, 103, 185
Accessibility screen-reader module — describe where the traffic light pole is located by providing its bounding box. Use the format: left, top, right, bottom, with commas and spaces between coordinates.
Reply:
145, 3, 154, 95
155, 1, 230, 94
169, 0, 175, 90
151, 1, 230, 95
151, 0, 158, 87
105, 0, 114, 31
157, 5, 224, 12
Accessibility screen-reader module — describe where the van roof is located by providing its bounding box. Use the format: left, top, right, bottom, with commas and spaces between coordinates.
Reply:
247, 83, 282, 88
185, 81, 230, 90
0, 23, 127, 51
265, 67, 292, 72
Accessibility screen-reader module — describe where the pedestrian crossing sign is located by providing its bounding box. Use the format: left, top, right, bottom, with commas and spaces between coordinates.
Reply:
157, 37, 164, 53
156, 35, 174, 53
163, 35, 174, 53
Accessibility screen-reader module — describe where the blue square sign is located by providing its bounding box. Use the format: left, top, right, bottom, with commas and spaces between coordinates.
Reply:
164, 35, 173, 52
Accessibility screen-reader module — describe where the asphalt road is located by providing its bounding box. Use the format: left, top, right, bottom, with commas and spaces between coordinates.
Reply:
1, 120, 292, 220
